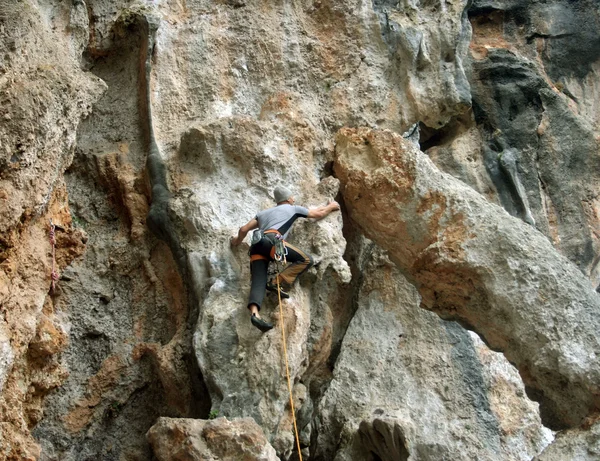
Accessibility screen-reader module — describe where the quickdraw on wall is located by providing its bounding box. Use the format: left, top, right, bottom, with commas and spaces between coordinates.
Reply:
273, 234, 288, 264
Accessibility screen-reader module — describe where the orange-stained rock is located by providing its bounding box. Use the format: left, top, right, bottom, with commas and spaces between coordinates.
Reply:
146, 417, 279, 461
62, 355, 127, 433
334, 126, 600, 430
28, 315, 68, 359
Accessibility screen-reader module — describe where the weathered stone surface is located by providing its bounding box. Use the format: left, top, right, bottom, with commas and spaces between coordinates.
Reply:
463, 1, 600, 282
468, 49, 600, 277
423, 2, 600, 297
181, 117, 350, 457
470, 0, 600, 82
534, 420, 600, 461
314, 245, 551, 461
1, 0, 598, 459
421, 111, 500, 205
148, 8, 476, 452
147, 417, 279, 461
371, 0, 473, 128
31, 6, 207, 461
150, 0, 474, 151
0, 1, 103, 458
334, 127, 600, 429
0, 322, 13, 393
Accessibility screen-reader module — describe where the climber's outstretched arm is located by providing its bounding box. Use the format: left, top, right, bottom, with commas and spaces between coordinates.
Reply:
231, 218, 258, 246
307, 201, 340, 220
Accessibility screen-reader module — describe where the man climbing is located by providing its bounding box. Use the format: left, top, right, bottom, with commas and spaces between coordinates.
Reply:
231, 185, 340, 332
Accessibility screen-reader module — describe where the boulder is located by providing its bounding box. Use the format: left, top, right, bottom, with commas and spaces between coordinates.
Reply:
146, 417, 279, 461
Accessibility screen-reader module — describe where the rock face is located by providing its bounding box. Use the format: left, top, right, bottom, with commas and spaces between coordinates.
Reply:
534, 420, 600, 461
370, 0, 472, 128
0, 0, 599, 460
313, 245, 551, 460
29, 4, 208, 461
180, 118, 350, 456
0, 1, 103, 458
334, 127, 600, 430
146, 417, 279, 461
430, 0, 600, 286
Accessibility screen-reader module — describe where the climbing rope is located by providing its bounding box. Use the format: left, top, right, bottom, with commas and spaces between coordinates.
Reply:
276, 262, 303, 461
49, 219, 59, 293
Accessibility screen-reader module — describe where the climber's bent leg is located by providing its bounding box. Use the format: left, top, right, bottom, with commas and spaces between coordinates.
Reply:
248, 258, 274, 332
274, 242, 313, 285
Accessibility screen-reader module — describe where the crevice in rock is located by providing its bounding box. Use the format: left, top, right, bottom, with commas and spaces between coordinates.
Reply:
32, 9, 210, 459
134, 14, 186, 272
526, 32, 574, 44
327, 198, 373, 371
132, 12, 210, 420
307, 184, 378, 460
358, 419, 410, 461
419, 110, 473, 152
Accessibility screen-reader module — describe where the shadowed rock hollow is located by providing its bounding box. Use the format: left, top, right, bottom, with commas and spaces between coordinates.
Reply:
1, 0, 599, 460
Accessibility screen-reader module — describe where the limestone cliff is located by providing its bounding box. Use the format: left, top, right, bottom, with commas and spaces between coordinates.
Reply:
0, 1, 599, 460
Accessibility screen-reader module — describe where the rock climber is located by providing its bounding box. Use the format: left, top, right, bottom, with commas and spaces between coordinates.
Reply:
231, 185, 340, 332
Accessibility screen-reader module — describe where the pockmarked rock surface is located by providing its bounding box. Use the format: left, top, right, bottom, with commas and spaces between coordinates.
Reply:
0, 1, 103, 458
371, 0, 472, 129
29, 4, 207, 461
534, 420, 600, 461
425, 0, 600, 287
334, 127, 600, 429
1, 0, 599, 459
147, 416, 279, 461
314, 245, 551, 461
469, 47, 600, 279
179, 117, 351, 457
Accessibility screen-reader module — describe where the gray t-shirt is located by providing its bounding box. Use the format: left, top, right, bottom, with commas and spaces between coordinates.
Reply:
255, 204, 309, 239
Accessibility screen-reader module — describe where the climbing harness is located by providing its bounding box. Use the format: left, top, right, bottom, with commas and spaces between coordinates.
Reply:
249, 230, 287, 262
275, 260, 302, 461
250, 228, 264, 246
273, 234, 287, 264
49, 219, 59, 293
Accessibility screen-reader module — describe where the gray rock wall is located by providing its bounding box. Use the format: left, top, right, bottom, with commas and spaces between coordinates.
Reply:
0, 0, 599, 460
427, 0, 600, 286
334, 126, 600, 430
314, 245, 551, 461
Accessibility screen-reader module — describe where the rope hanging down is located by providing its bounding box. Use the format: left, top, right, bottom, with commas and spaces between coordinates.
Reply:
276, 261, 303, 461
49, 219, 59, 293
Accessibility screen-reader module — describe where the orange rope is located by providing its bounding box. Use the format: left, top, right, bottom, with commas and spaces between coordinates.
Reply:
276, 274, 303, 461
49, 220, 59, 293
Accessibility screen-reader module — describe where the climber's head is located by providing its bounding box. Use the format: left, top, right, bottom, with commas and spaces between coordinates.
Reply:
274, 185, 294, 205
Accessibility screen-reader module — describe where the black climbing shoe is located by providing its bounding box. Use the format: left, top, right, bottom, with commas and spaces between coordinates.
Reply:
266, 281, 290, 299
251, 315, 273, 332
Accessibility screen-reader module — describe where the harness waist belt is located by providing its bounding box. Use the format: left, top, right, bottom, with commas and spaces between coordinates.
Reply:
250, 246, 278, 262
264, 229, 281, 235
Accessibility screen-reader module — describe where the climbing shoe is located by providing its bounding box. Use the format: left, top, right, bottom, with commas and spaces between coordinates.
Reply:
266, 281, 290, 299
251, 314, 273, 332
